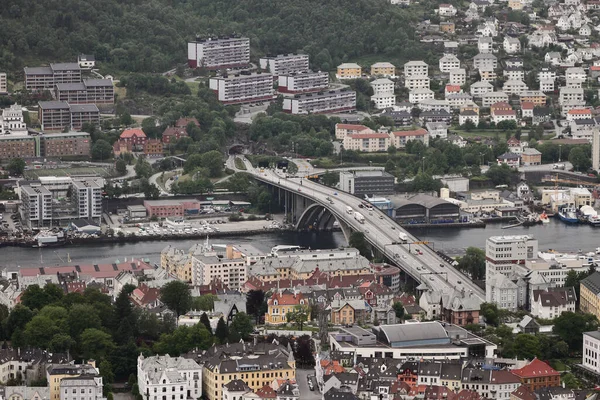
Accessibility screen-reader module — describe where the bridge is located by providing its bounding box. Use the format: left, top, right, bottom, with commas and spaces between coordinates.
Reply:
233, 157, 485, 301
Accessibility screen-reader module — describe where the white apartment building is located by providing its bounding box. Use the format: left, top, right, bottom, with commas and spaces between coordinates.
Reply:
486, 235, 538, 280
420, 99, 451, 112
583, 331, 600, 374
60, 376, 105, 400
371, 78, 394, 95
504, 68, 525, 81
565, 67, 587, 84
192, 253, 247, 289
405, 75, 430, 90
531, 287, 576, 319
259, 54, 309, 76
439, 54, 460, 73
473, 53, 498, 70
409, 88, 434, 104
371, 93, 396, 109
20, 185, 52, 229
335, 123, 373, 140
502, 80, 528, 95
404, 61, 428, 77
478, 37, 493, 54
278, 72, 328, 94
449, 69, 466, 85
343, 132, 391, 152
479, 68, 497, 83
187, 37, 250, 69
209, 72, 274, 104
282, 89, 356, 114
503, 37, 521, 54
559, 87, 584, 105
470, 81, 494, 97
0, 73, 6, 94
446, 93, 472, 108
71, 179, 102, 224
540, 80, 555, 93
137, 355, 202, 400
538, 68, 556, 82
481, 91, 509, 107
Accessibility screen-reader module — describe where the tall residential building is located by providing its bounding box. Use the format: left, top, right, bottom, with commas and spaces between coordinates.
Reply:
20, 185, 52, 229
259, 54, 309, 76
209, 72, 274, 104
583, 330, 600, 374
55, 79, 114, 105
0, 73, 7, 94
192, 250, 247, 289
187, 37, 250, 69
25, 63, 82, 91
40, 132, 91, 158
581, 271, 600, 319
339, 170, 395, 196
282, 89, 356, 114
0, 136, 36, 159
60, 375, 105, 400
71, 179, 103, 224
137, 354, 202, 400
278, 71, 329, 93
69, 104, 100, 130
38, 102, 99, 131
403, 61, 428, 77
47, 363, 99, 400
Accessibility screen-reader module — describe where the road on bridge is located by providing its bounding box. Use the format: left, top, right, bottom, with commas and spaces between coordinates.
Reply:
234, 157, 485, 302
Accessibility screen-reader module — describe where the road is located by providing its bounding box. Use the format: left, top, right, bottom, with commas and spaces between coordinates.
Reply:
295, 369, 320, 399
148, 171, 170, 195
234, 158, 485, 301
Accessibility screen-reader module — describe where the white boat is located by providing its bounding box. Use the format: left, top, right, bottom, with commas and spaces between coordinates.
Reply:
539, 212, 550, 224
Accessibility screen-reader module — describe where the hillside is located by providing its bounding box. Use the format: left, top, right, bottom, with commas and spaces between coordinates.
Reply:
0, 0, 430, 76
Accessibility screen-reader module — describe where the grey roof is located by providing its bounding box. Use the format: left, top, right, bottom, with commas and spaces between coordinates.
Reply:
69, 104, 99, 112
392, 194, 457, 210
56, 83, 86, 91
38, 101, 69, 110
419, 362, 442, 376
139, 355, 201, 384
440, 363, 462, 380
224, 379, 249, 392
51, 63, 81, 71
377, 321, 449, 344
24, 66, 53, 75
84, 79, 113, 87
581, 271, 600, 295
498, 152, 520, 160
277, 381, 297, 396
324, 388, 359, 400
584, 330, 600, 340
79, 54, 95, 61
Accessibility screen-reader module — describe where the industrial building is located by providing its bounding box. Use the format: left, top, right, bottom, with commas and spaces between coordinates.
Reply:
390, 194, 460, 223
187, 36, 250, 69
339, 170, 395, 196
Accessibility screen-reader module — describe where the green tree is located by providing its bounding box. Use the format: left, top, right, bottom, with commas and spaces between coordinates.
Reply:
480, 302, 500, 326
20, 284, 63, 311
91, 140, 113, 160
7, 158, 26, 176
99, 360, 115, 396
134, 157, 153, 179
392, 302, 405, 320
349, 232, 371, 259
485, 164, 514, 186
457, 247, 486, 280
321, 171, 339, 187
201, 150, 224, 177
67, 304, 101, 338
230, 312, 254, 340
23, 315, 61, 348
115, 159, 127, 175
80, 328, 116, 361
192, 294, 217, 311
4, 305, 34, 339
569, 147, 591, 171
200, 313, 212, 334
214, 317, 229, 344
160, 281, 192, 317
513, 333, 541, 360
553, 312, 599, 350
48, 333, 75, 353
286, 305, 310, 331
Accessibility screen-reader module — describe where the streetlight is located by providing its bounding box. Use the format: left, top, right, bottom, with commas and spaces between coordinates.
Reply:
558, 144, 562, 162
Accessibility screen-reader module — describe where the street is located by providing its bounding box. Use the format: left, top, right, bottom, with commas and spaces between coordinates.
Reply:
295, 369, 320, 400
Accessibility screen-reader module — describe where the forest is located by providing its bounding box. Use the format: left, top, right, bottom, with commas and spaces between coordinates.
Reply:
0, 0, 430, 75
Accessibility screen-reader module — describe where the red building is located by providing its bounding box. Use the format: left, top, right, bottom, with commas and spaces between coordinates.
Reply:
511, 358, 560, 391
144, 138, 164, 156
119, 128, 147, 151
162, 127, 188, 144
113, 139, 132, 157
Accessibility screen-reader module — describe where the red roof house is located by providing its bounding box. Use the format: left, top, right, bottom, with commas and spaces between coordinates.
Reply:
511, 358, 560, 390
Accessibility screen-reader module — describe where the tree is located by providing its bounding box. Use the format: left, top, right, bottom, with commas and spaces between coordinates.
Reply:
192, 294, 217, 311
246, 290, 266, 324
569, 146, 591, 171
142, 181, 160, 199
48, 333, 75, 353
7, 158, 25, 176
99, 360, 115, 396
513, 333, 541, 360
553, 312, 599, 350
160, 281, 192, 317
91, 140, 113, 160
201, 151, 224, 177
23, 315, 61, 348
4, 305, 34, 339
321, 171, 339, 187
349, 232, 371, 259
115, 160, 127, 175
80, 328, 116, 361
67, 304, 101, 339
230, 312, 254, 340
286, 305, 310, 331
392, 302, 405, 321
485, 164, 514, 186
480, 302, 500, 326
200, 313, 212, 334
134, 157, 153, 179
20, 284, 63, 311
457, 247, 486, 280
215, 317, 229, 344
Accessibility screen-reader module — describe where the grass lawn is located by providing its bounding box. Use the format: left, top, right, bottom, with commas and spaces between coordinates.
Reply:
172, 75, 200, 95
234, 157, 246, 170
452, 129, 504, 139
24, 166, 115, 179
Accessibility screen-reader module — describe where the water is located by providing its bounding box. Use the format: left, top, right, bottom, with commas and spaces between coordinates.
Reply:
3, 219, 599, 268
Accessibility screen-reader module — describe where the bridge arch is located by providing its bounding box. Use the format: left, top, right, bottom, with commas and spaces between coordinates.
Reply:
295, 203, 350, 242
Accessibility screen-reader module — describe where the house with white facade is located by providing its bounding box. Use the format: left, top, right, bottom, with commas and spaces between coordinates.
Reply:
405, 75, 430, 90
473, 53, 498, 70
439, 54, 460, 73
482, 91, 510, 107
438, 4, 457, 16
459, 110, 479, 126
409, 88, 435, 103
404, 61, 428, 77
531, 287, 576, 319
503, 80, 528, 95
503, 37, 521, 54
449, 69, 466, 85
478, 37, 493, 53
559, 87, 585, 105
504, 67, 525, 81
137, 354, 202, 400
470, 81, 494, 97
583, 331, 600, 374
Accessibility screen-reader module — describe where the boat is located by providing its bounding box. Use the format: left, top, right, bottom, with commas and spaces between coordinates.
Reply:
32, 231, 67, 248
539, 212, 550, 224
501, 219, 523, 229
589, 215, 600, 227
558, 206, 579, 224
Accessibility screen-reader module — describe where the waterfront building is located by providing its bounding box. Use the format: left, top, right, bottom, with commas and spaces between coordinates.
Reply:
339, 170, 395, 196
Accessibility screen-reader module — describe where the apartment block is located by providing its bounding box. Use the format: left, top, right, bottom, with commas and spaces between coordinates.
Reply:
405, 75, 430, 90
259, 54, 309, 76
0, 73, 7, 94
449, 69, 466, 85
41, 132, 91, 158
56, 79, 114, 104
278, 71, 329, 93
282, 89, 356, 114
60, 375, 105, 400
38, 102, 99, 131
392, 128, 429, 148
209, 72, 274, 104
342, 131, 391, 152
559, 87, 584, 105
583, 330, 600, 374
187, 37, 250, 69
25, 63, 82, 91
439, 54, 460, 72
69, 104, 100, 130
192, 248, 247, 288
520, 91, 547, 107
138, 355, 202, 400
0, 136, 36, 159
20, 185, 53, 229
336, 63, 362, 80
370, 62, 396, 77
48, 363, 100, 400
404, 61, 428, 77
482, 91, 509, 107
71, 179, 102, 224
